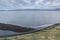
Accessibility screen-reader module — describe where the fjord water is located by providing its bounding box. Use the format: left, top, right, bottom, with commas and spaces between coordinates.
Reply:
0, 11, 60, 36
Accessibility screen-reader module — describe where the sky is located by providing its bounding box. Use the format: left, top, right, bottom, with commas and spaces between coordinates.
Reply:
0, 0, 60, 10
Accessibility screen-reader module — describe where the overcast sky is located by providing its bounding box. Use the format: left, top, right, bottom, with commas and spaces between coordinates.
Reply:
0, 0, 60, 10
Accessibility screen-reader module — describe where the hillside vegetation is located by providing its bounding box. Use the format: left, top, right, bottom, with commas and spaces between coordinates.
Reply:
0, 24, 60, 40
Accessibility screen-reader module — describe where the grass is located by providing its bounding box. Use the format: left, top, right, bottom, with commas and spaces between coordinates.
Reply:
0, 24, 60, 40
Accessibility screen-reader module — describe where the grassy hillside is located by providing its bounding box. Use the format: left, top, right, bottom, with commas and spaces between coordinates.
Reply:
0, 24, 60, 40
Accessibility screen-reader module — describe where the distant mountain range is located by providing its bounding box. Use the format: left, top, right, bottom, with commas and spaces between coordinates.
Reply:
0, 8, 60, 11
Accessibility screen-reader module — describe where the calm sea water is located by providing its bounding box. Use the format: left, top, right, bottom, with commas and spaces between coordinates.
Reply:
0, 11, 60, 36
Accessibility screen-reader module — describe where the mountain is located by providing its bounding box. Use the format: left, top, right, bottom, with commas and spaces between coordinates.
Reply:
34, 23, 60, 30
0, 23, 34, 32
0, 23, 60, 33
0, 8, 60, 11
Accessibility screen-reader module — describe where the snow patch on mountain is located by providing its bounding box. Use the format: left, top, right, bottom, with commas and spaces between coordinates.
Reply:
34, 24, 54, 30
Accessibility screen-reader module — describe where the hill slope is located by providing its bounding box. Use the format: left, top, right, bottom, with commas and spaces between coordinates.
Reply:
0, 23, 60, 40
0, 23, 34, 32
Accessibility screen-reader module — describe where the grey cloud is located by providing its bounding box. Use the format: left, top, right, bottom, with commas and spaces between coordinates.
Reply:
0, 0, 60, 10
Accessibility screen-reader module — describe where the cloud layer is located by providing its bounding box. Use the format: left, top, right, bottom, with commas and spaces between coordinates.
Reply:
0, 0, 60, 10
